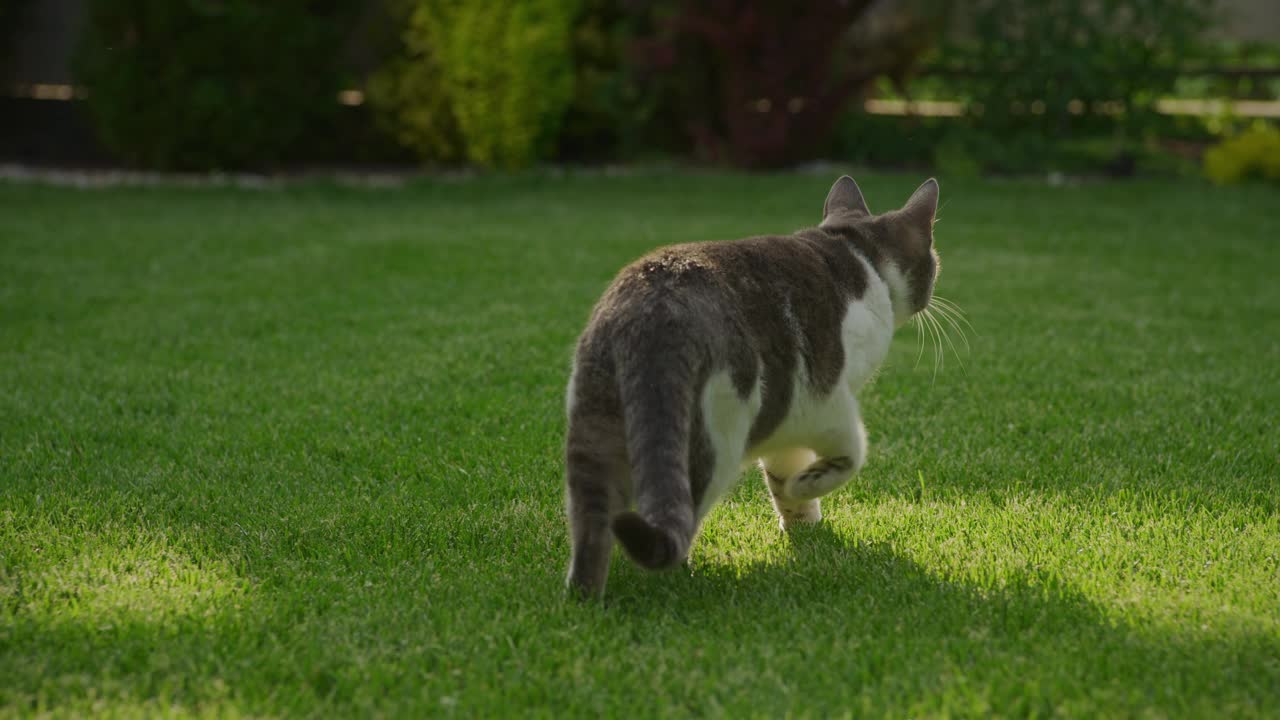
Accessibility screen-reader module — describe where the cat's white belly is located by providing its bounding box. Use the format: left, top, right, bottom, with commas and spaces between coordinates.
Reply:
748, 379, 856, 460
696, 269, 894, 517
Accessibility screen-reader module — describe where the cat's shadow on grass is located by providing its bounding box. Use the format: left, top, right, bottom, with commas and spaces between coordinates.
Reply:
605, 521, 1097, 624
596, 521, 1263, 714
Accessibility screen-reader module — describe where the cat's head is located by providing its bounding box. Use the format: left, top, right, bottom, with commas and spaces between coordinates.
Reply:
820, 175, 940, 326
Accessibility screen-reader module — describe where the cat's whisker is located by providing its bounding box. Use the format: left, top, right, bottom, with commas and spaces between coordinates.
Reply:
929, 301, 976, 354
930, 296, 966, 319
939, 319, 971, 365
929, 301, 961, 335
934, 309, 968, 374
929, 293, 958, 310
929, 295, 967, 318
933, 312, 951, 370
931, 311, 947, 377
929, 299, 972, 374
931, 301, 969, 326
921, 308, 942, 376
912, 314, 927, 369
930, 303, 971, 353
927, 313, 941, 378
922, 309, 943, 382
930, 296, 978, 336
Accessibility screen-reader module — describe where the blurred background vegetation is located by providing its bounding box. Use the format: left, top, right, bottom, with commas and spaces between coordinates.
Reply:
1, 0, 1277, 182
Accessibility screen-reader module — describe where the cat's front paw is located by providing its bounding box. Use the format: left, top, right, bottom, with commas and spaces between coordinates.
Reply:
784, 456, 855, 501
775, 498, 822, 530
764, 468, 823, 530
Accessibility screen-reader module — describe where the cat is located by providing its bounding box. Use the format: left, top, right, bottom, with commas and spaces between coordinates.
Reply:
564, 175, 941, 598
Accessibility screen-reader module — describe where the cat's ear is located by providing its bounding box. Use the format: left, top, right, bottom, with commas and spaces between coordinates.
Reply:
823, 175, 870, 220
901, 178, 939, 242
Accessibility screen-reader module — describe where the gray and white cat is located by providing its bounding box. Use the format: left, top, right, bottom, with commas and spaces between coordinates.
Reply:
564, 176, 941, 598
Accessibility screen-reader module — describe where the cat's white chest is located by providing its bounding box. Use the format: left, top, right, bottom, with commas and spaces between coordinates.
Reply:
838, 274, 895, 391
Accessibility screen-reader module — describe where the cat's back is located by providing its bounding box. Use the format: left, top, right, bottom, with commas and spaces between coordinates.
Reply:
574, 230, 867, 391
590, 231, 856, 328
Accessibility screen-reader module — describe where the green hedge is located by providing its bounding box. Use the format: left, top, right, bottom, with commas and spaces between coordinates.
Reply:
1, 0, 26, 74
76, 0, 358, 170
936, 0, 1213, 137
63, 0, 1240, 173
370, 0, 578, 169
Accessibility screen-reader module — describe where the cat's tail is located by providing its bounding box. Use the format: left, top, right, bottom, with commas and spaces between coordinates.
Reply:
611, 341, 698, 571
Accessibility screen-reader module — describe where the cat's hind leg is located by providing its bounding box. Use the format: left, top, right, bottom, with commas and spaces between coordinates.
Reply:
564, 418, 629, 600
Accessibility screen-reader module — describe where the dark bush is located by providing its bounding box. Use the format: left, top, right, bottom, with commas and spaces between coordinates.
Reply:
556, 0, 652, 162
630, 0, 943, 168
0, 0, 27, 75
76, 0, 358, 170
935, 0, 1214, 138
831, 112, 950, 170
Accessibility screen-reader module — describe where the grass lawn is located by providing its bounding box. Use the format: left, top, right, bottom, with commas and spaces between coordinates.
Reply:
1, 171, 1278, 718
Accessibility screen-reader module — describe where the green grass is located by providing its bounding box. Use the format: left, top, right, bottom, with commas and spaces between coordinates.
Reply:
1, 171, 1278, 718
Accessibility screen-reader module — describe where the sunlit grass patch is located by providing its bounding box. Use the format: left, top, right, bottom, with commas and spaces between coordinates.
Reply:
5, 526, 246, 630
0, 515, 252, 716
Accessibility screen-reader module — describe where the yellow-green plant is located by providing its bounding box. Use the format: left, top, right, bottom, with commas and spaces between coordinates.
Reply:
1203, 121, 1280, 185
366, 2, 463, 164
371, 0, 579, 169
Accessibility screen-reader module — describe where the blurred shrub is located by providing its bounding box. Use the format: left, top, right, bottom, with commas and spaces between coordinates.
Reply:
1171, 41, 1280, 104
1203, 122, 1280, 184
557, 0, 651, 162
832, 109, 1195, 178
76, 0, 357, 171
630, 0, 943, 168
371, 0, 578, 168
0, 0, 28, 75
931, 135, 983, 177
447, 0, 578, 168
831, 112, 947, 169
937, 0, 1214, 138
850, 0, 1222, 176
366, 1, 462, 163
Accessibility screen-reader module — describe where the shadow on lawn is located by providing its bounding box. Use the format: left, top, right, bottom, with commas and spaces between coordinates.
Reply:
5, 502, 1276, 716
601, 522, 1275, 715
